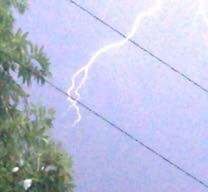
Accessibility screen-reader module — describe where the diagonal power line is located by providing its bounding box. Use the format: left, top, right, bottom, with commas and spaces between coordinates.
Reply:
68, 0, 208, 95
46, 75, 208, 189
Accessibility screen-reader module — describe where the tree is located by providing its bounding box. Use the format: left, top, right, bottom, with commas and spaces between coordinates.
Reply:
0, 1, 74, 191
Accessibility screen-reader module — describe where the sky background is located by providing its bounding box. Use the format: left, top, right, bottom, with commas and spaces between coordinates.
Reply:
16, 0, 208, 191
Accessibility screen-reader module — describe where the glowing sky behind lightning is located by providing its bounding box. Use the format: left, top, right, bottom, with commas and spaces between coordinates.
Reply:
67, 0, 162, 125
15, 0, 208, 191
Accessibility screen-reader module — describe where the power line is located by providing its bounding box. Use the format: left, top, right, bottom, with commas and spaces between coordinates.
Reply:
68, 0, 208, 95
46, 75, 208, 189
7, 56, 208, 187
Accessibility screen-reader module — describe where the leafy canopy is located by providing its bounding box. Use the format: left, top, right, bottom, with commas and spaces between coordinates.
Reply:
0, 1, 74, 191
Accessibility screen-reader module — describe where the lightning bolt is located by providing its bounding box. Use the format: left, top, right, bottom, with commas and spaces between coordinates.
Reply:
67, 0, 162, 126
192, 0, 208, 45
196, 0, 208, 25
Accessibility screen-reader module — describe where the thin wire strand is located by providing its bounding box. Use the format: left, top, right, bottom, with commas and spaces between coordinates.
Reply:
46, 77, 208, 189
5, 60, 208, 188
68, 0, 208, 95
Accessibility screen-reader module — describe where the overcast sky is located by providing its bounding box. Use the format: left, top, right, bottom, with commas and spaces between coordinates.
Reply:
16, 0, 208, 191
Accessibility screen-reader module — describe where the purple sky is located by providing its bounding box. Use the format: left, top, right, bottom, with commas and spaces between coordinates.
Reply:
16, 0, 208, 191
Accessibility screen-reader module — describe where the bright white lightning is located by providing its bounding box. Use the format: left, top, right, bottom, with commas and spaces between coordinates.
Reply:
196, 0, 208, 26
192, 0, 208, 45
67, 0, 162, 126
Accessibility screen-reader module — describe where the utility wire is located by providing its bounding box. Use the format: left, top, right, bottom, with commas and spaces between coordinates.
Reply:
45, 75, 208, 189
68, 0, 208, 95
8, 58, 208, 188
